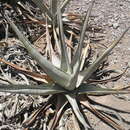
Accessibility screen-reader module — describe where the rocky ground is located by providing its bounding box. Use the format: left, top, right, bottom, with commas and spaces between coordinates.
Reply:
67, 0, 130, 129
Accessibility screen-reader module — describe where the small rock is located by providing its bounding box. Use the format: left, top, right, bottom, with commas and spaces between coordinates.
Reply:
112, 23, 119, 29
128, 62, 130, 68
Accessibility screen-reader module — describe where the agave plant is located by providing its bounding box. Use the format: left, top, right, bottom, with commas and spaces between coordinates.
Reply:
0, 0, 130, 129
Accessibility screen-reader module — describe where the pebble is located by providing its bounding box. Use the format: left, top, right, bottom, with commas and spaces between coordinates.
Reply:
128, 62, 130, 67
112, 23, 119, 29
